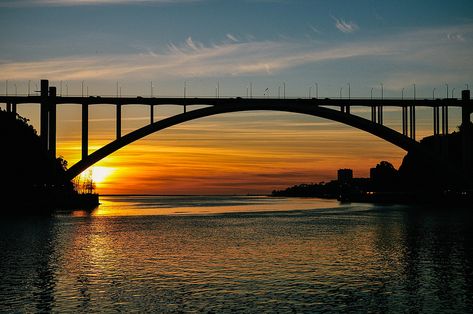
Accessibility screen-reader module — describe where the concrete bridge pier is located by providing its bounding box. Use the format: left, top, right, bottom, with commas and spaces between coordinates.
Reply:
402, 106, 408, 136
116, 104, 121, 139
442, 105, 449, 135
371, 106, 376, 122
409, 105, 416, 140
82, 103, 88, 160
150, 104, 154, 124
40, 80, 49, 153
433, 105, 440, 135
377, 105, 383, 124
5, 102, 15, 114
440, 101, 449, 163
462, 90, 471, 186
48, 87, 57, 158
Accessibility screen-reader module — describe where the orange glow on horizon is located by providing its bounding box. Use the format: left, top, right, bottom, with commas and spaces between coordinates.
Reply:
47, 110, 453, 195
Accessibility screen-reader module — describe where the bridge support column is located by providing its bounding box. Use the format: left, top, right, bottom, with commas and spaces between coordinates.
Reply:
402, 106, 408, 136
48, 87, 57, 158
377, 105, 383, 125
371, 106, 376, 122
116, 104, 121, 139
6, 102, 11, 112
461, 90, 471, 186
82, 103, 88, 160
433, 106, 440, 135
409, 105, 416, 140
12, 103, 16, 115
442, 105, 448, 135
184, 104, 187, 113
150, 104, 154, 124
40, 79, 49, 153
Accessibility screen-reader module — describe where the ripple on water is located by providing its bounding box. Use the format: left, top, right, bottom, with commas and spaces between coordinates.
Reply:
1, 197, 473, 312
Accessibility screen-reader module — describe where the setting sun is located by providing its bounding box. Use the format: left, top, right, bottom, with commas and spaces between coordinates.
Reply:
90, 166, 115, 185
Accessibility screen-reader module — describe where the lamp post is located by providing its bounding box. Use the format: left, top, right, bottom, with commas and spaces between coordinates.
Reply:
452, 88, 456, 99
432, 88, 436, 100
28, 80, 31, 96
370, 87, 373, 100
445, 83, 449, 98
315, 82, 318, 98
309, 86, 312, 98
339, 87, 343, 99
402, 87, 405, 100
347, 83, 351, 99
380, 83, 384, 99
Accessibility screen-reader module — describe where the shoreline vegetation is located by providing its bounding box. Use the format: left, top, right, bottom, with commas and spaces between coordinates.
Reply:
272, 123, 473, 207
1, 110, 99, 213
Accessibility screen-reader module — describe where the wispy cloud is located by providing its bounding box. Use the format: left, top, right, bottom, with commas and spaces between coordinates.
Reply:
0, 0, 198, 7
0, 24, 471, 85
0, 37, 391, 80
226, 34, 239, 42
332, 16, 359, 33
308, 24, 321, 34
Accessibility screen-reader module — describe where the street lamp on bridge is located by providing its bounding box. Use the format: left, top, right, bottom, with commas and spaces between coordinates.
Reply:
432, 87, 436, 100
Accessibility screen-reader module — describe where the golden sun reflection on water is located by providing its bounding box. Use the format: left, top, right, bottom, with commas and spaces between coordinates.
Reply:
91, 196, 348, 217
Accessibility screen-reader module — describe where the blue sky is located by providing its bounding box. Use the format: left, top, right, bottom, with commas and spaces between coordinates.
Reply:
1, 0, 472, 98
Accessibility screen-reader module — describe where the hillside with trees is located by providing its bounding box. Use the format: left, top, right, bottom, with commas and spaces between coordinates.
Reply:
0, 110, 98, 212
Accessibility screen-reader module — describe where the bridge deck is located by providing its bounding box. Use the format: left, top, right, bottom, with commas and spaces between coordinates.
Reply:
0, 95, 470, 109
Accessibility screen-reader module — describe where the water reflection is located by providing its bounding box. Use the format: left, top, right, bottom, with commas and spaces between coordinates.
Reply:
1, 198, 473, 312
0, 217, 58, 313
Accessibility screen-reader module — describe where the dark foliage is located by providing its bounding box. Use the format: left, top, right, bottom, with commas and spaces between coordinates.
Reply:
0, 110, 98, 211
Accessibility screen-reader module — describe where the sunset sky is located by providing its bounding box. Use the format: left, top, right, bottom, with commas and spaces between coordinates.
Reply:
1, 0, 472, 194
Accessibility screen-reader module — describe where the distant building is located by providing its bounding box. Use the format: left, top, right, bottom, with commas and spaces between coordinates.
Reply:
370, 167, 377, 180
337, 169, 353, 184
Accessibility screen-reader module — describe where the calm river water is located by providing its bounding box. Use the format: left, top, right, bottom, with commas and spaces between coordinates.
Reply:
1, 196, 473, 312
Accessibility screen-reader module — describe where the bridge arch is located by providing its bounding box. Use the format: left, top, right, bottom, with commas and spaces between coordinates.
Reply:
66, 102, 421, 179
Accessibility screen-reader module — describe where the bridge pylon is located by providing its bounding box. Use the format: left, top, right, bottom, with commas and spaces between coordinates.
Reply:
461, 90, 472, 187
